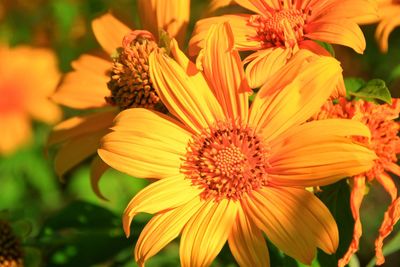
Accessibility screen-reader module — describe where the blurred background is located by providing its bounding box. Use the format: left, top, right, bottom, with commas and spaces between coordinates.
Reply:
0, 0, 399, 266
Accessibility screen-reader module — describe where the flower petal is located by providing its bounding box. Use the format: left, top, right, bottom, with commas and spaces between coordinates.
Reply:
243, 187, 338, 265
92, 13, 131, 55
54, 128, 107, 178
98, 108, 191, 179
48, 109, 116, 146
268, 119, 375, 187
249, 51, 343, 141
375, 14, 400, 53
305, 19, 366, 54
201, 22, 250, 120
90, 155, 110, 201
149, 49, 225, 133
27, 98, 62, 124
244, 47, 290, 89
180, 199, 238, 267
135, 197, 203, 265
339, 176, 366, 267
0, 114, 31, 155
228, 204, 269, 267
123, 175, 200, 237
52, 54, 111, 109
189, 14, 261, 57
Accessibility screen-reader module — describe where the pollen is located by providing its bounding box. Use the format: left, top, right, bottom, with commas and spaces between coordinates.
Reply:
0, 220, 23, 267
249, 8, 308, 49
106, 31, 160, 110
181, 121, 269, 202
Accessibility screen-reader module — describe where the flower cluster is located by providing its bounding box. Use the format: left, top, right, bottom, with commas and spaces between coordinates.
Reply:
3, 0, 400, 266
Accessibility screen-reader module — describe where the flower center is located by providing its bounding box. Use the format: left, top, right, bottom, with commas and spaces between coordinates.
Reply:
181, 122, 269, 202
106, 31, 160, 110
0, 220, 23, 267
249, 9, 308, 48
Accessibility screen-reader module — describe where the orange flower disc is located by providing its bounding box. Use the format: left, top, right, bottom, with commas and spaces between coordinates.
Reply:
182, 121, 269, 201
106, 31, 160, 110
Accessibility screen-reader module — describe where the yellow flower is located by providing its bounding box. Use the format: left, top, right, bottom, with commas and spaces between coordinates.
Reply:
190, 0, 378, 89
0, 45, 61, 155
315, 98, 400, 266
48, 0, 190, 198
375, 0, 400, 52
99, 22, 376, 267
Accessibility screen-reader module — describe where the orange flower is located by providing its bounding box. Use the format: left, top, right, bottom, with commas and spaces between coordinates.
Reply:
49, 0, 190, 198
190, 0, 378, 89
98, 22, 376, 266
0, 45, 61, 155
315, 98, 400, 266
375, 0, 400, 52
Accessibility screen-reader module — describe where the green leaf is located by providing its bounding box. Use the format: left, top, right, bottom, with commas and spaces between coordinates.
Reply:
347, 79, 392, 104
317, 180, 354, 266
344, 78, 366, 95
315, 41, 335, 57
37, 201, 136, 267
366, 230, 400, 267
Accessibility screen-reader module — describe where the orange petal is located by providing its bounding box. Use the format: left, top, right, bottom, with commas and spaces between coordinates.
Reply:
249, 51, 343, 141
202, 22, 250, 121
27, 98, 62, 124
339, 176, 366, 267
52, 54, 111, 109
244, 47, 290, 89
305, 19, 366, 54
180, 199, 238, 267
98, 108, 190, 179
375, 14, 400, 53
375, 197, 400, 265
0, 114, 31, 155
123, 175, 200, 237
92, 13, 131, 55
48, 109, 116, 146
188, 14, 260, 57
228, 204, 269, 267
135, 197, 203, 266
376, 172, 397, 201
54, 128, 107, 178
149, 49, 225, 133
90, 155, 110, 201
243, 187, 338, 265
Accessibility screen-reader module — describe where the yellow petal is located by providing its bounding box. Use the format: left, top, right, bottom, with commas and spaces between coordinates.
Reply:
202, 22, 250, 121
244, 47, 290, 89
52, 54, 110, 109
54, 129, 107, 178
123, 175, 200, 237
180, 199, 238, 267
92, 13, 131, 55
149, 49, 225, 133
98, 108, 190, 179
90, 155, 110, 201
135, 197, 203, 265
48, 109, 116, 146
228, 204, 269, 267
188, 14, 260, 57
249, 51, 343, 141
243, 187, 338, 265
268, 119, 375, 186
305, 19, 366, 54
